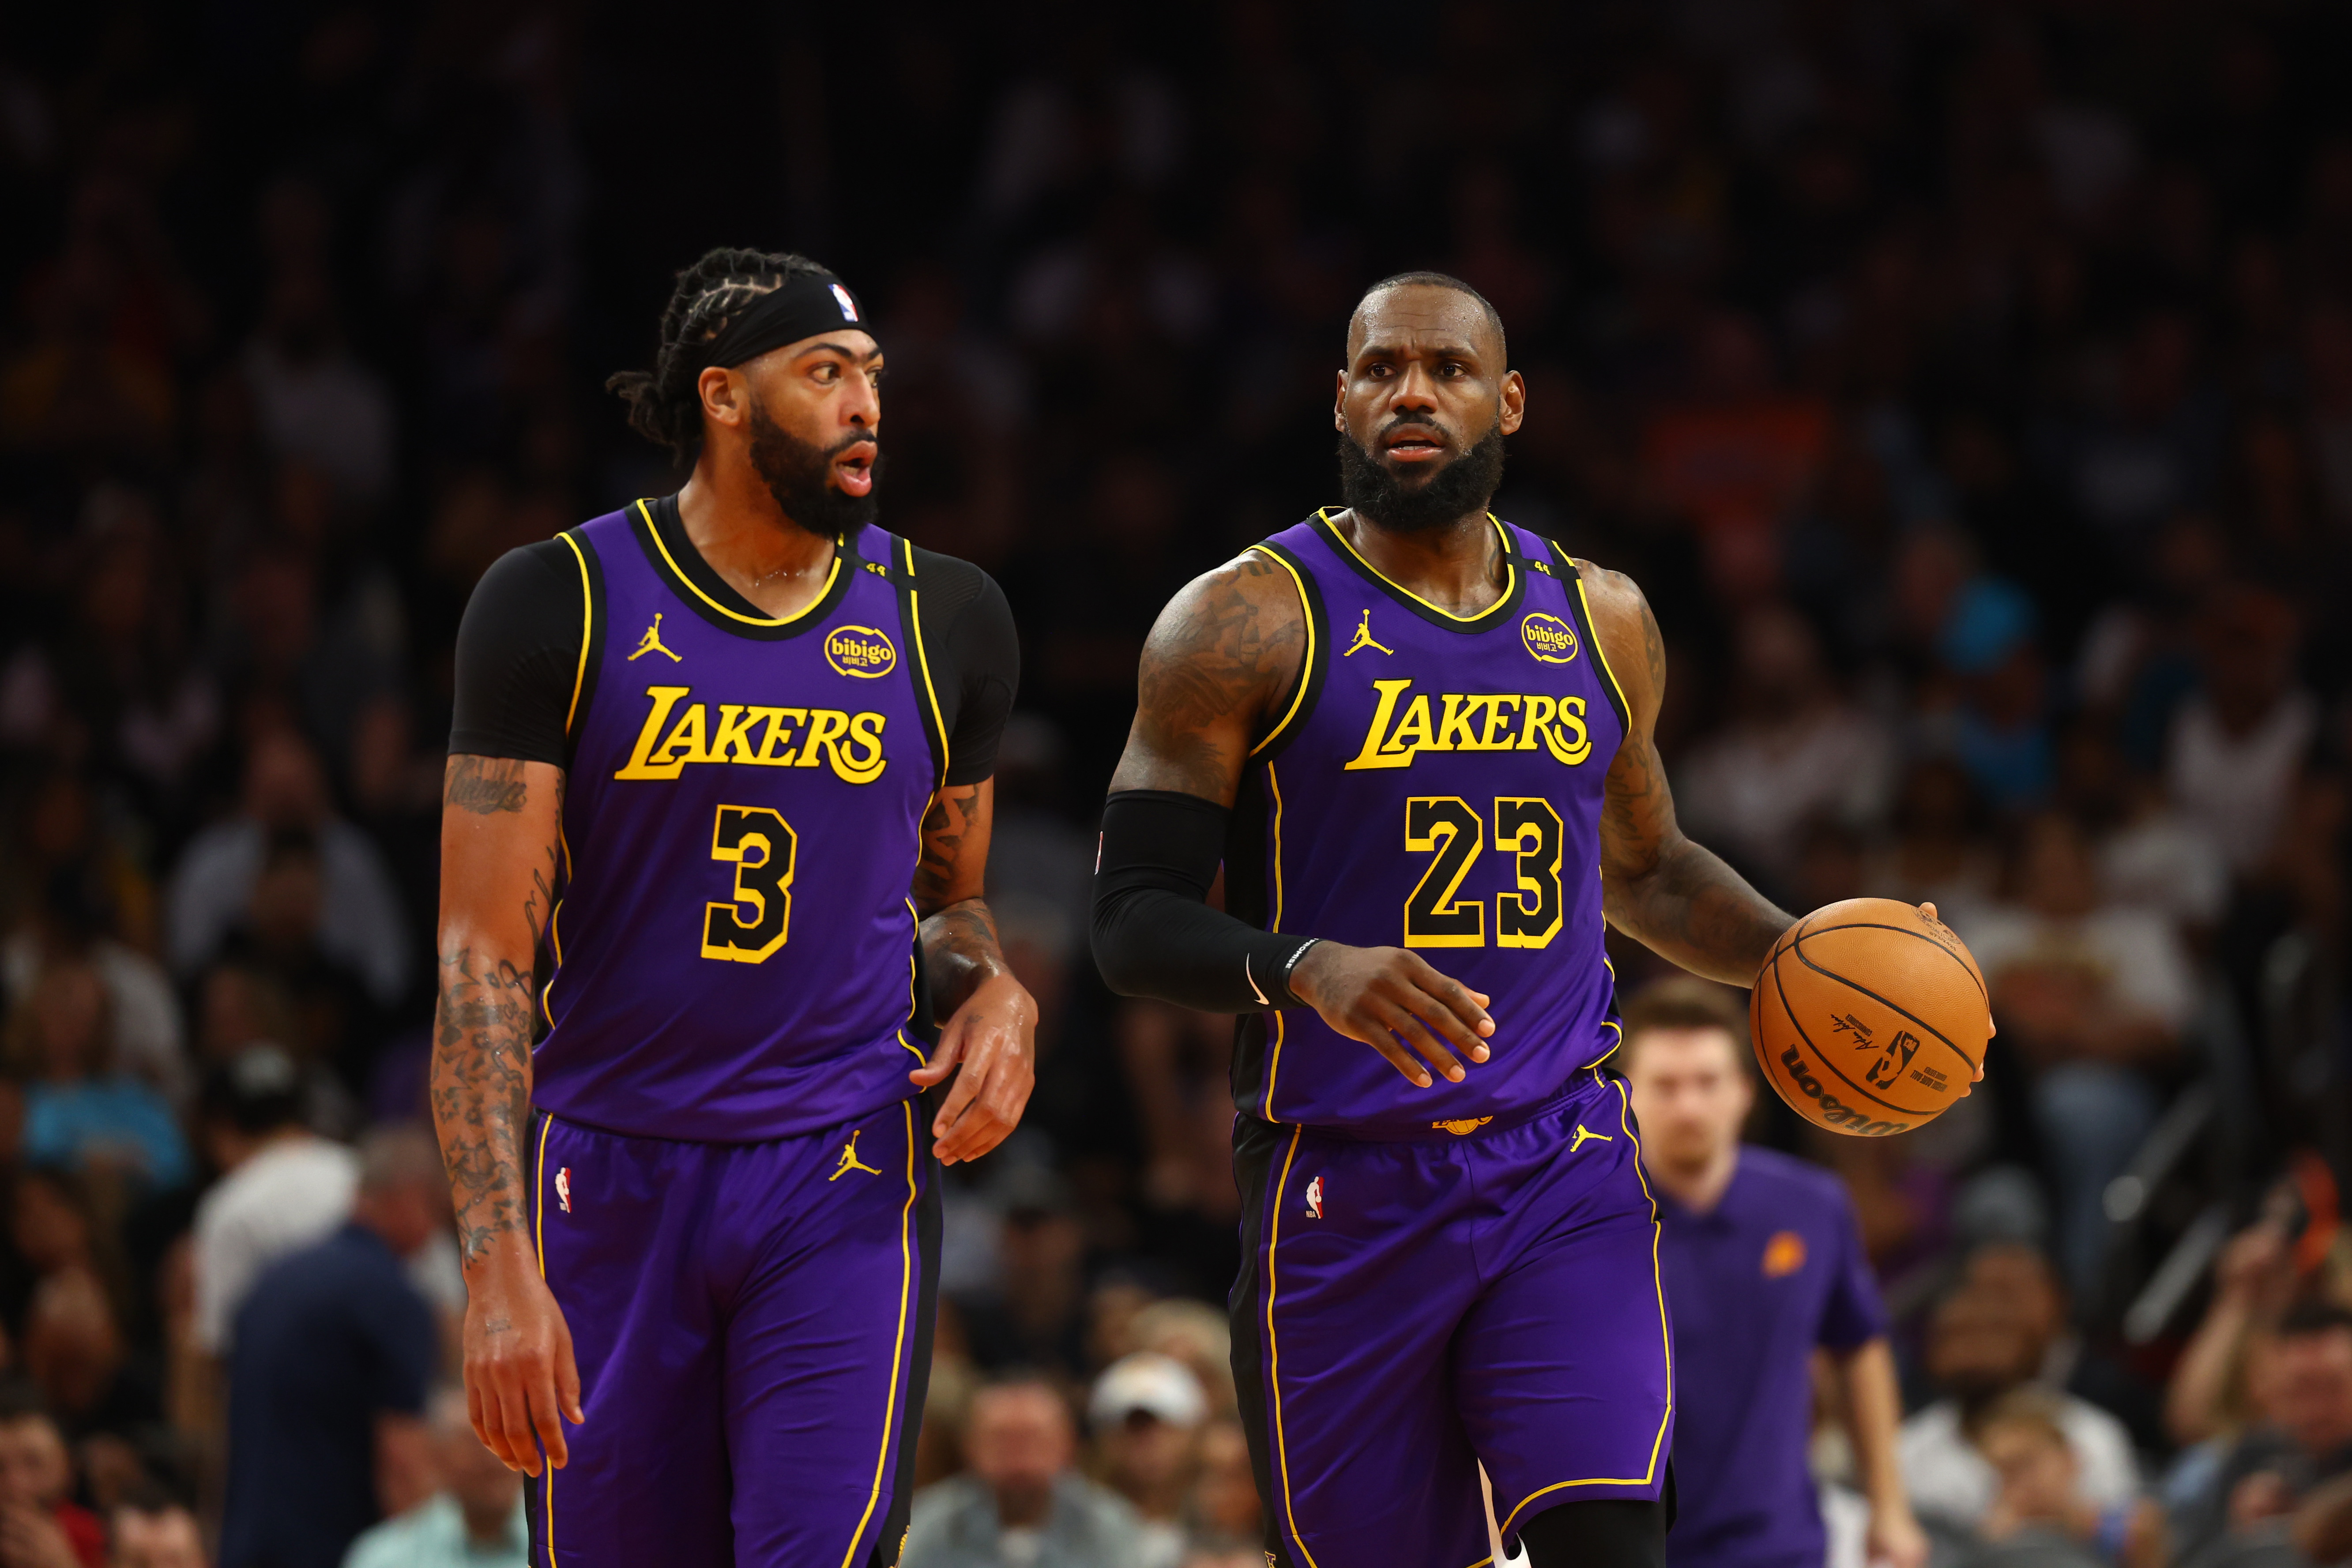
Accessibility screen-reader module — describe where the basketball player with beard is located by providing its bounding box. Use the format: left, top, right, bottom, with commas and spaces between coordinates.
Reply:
1091, 273, 1807, 1568
434, 248, 1034, 1568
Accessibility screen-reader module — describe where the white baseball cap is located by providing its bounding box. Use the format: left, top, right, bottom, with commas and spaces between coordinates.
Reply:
1088, 1351, 1207, 1430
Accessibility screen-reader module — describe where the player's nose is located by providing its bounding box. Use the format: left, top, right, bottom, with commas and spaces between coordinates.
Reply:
1386, 361, 1441, 412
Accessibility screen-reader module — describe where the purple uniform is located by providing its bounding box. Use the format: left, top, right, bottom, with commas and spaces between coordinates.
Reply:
1657, 1148, 1887, 1568
1227, 513, 1671, 1564
527, 500, 952, 1568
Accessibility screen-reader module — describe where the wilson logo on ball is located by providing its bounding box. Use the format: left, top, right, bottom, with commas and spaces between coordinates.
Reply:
1777, 1045, 1910, 1137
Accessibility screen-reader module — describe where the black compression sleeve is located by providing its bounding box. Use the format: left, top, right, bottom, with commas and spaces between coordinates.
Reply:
1091, 790, 1322, 1013
448, 540, 583, 765
909, 545, 1019, 786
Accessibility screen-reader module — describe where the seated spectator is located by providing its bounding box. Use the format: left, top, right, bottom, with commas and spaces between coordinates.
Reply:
109, 1487, 206, 1568
341, 1388, 525, 1568
1182, 1419, 1260, 1555
1126, 1300, 1235, 1420
228, 831, 388, 1088
219, 1128, 443, 1568
2164, 584, 2315, 876
903, 1375, 1164, 1568
2051, 721, 2228, 945
1976, 1390, 2166, 1568
23, 1266, 154, 1440
2167, 1214, 2302, 1449
1961, 812, 2196, 1296
955, 1167, 1087, 1377
163, 729, 408, 1010
11, 956, 189, 1191
0, 1381, 105, 1567
191, 1047, 355, 1358
1675, 601, 1893, 895
1, 870, 188, 1106
1937, 578, 2055, 812
1868, 758, 1999, 925
1898, 1286, 2140, 1531
1088, 1353, 1205, 1566
2172, 1302, 2352, 1561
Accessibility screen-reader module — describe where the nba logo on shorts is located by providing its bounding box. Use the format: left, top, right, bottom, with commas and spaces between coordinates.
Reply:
1306, 1175, 1324, 1219
557, 1167, 572, 1214
830, 282, 859, 321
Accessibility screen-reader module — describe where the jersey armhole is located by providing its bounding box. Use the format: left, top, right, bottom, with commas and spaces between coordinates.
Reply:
1244, 541, 1328, 761
890, 534, 953, 795
1549, 539, 1634, 741
554, 528, 608, 771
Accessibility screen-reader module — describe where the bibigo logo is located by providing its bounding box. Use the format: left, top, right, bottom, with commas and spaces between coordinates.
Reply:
824, 625, 897, 679
1520, 612, 1579, 664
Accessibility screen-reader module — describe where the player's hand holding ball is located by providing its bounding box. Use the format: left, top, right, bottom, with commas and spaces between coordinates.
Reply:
1750, 898, 1991, 1137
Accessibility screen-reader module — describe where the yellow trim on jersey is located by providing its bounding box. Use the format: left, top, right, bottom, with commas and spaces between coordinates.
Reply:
1263, 761, 1288, 1118
1264, 1125, 1324, 1568
1493, 1076, 1675, 1541
555, 531, 594, 733
899, 898, 930, 1067
540, 825, 573, 1029
635, 498, 841, 628
1245, 545, 1317, 757
837, 1102, 920, 1568
1317, 508, 1516, 622
1572, 571, 1635, 731
533, 1116, 557, 1566
904, 541, 951, 787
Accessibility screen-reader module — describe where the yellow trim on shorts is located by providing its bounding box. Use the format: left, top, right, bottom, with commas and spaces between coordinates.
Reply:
1493, 1076, 1675, 1541
1264, 1125, 1325, 1568
837, 1102, 919, 1568
1262, 760, 1288, 1119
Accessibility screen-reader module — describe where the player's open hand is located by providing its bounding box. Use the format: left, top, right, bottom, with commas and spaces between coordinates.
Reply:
912, 969, 1038, 1165
1288, 942, 1494, 1087
463, 1255, 583, 1478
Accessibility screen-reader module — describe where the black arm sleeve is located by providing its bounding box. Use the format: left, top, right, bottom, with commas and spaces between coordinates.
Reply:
908, 545, 1019, 786
447, 540, 584, 765
1091, 790, 1322, 1012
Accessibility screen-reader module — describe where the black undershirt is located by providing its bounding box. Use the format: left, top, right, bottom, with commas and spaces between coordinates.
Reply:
448, 498, 1017, 785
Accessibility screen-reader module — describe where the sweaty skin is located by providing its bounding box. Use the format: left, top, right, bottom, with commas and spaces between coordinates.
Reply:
432, 321, 1035, 1479
1106, 282, 1794, 1088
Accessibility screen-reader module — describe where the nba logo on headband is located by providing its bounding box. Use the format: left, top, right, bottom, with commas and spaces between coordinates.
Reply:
830, 283, 859, 322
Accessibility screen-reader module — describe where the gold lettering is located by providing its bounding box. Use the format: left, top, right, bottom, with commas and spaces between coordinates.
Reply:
1343, 679, 1418, 770
796, 709, 851, 768
751, 707, 808, 763
1436, 694, 1481, 752
1385, 695, 1434, 757
1517, 694, 1556, 750
711, 704, 764, 763
833, 711, 888, 784
614, 687, 693, 780
1543, 696, 1592, 766
1479, 695, 1520, 749
655, 704, 709, 767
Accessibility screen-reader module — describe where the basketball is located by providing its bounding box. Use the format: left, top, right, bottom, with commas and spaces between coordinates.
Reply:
1749, 898, 1992, 1138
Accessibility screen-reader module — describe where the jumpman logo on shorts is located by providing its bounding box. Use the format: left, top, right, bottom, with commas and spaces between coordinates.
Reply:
1569, 1124, 1614, 1153
1342, 609, 1393, 657
829, 1130, 883, 1181
628, 612, 682, 662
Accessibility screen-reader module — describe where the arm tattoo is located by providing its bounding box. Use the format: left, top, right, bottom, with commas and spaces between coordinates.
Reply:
1114, 556, 1304, 801
447, 756, 530, 814
911, 784, 983, 916
913, 780, 1010, 1014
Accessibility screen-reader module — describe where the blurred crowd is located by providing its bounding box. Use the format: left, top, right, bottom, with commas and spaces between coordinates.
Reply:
0, 2, 2349, 1566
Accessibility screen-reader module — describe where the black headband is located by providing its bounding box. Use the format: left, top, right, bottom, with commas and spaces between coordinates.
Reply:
694, 271, 874, 373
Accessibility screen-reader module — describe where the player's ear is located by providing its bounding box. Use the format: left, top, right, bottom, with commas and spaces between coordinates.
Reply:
1498, 368, 1527, 436
698, 365, 747, 431
1334, 368, 1347, 432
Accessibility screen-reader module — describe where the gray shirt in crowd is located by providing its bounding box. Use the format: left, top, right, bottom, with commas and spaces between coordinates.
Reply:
901, 1473, 1167, 1568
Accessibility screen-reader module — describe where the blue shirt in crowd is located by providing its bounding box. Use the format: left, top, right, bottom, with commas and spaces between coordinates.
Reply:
221, 1222, 435, 1568
1656, 1146, 1889, 1568
24, 1076, 192, 1188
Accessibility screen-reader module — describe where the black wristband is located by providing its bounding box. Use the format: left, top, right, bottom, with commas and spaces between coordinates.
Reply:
1091, 790, 1321, 1012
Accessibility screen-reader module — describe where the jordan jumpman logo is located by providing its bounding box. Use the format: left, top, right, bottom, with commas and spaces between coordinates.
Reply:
628, 612, 682, 662
1343, 609, 1393, 657
1570, 1124, 1614, 1153
829, 1130, 883, 1181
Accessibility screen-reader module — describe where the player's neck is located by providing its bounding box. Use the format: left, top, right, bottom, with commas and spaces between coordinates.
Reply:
677, 455, 839, 620
1333, 506, 1505, 619
1648, 1140, 1740, 1215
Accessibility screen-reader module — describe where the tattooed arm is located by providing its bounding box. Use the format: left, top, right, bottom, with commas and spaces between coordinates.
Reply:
432, 754, 580, 1478
907, 778, 1038, 1166
1581, 567, 1796, 984
1097, 554, 1495, 1087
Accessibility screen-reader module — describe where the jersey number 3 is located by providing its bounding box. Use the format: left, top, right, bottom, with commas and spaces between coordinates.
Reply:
1403, 796, 1563, 951
703, 804, 797, 963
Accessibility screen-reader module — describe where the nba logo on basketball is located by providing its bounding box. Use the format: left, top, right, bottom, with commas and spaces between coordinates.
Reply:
1305, 1176, 1324, 1219
557, 1168, 572, 1214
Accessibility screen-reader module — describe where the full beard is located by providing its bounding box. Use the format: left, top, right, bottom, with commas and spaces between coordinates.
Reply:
747, 398, 882, 537
1336, 417, 1507, 536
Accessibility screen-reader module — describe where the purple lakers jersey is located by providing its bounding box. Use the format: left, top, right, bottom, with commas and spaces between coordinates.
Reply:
531, 500, 947, 1142
1230, 511, 1630, 1132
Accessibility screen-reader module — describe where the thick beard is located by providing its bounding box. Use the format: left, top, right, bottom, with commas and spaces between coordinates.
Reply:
746, 398, 882, 537
1336, 418, 1507, 535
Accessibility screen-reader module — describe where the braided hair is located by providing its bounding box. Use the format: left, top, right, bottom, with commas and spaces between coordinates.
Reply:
606, 246, 830, 460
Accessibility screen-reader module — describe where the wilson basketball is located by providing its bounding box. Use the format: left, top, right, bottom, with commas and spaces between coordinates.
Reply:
1750, 898, 1991, 1138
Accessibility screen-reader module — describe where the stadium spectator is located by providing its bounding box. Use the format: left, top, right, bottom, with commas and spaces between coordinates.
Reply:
1976, 1389, 2167, 1568
218, 1128, 442, 1568
11, 957, 188, 1191
902, 1376, 1162, 1568
108, 1489, 206, 1568
0, 1382, 105, 1568
2169, 1303, 2352, 1562
1087, 1353, 1205, 1568
339, 1388, 525, 1568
